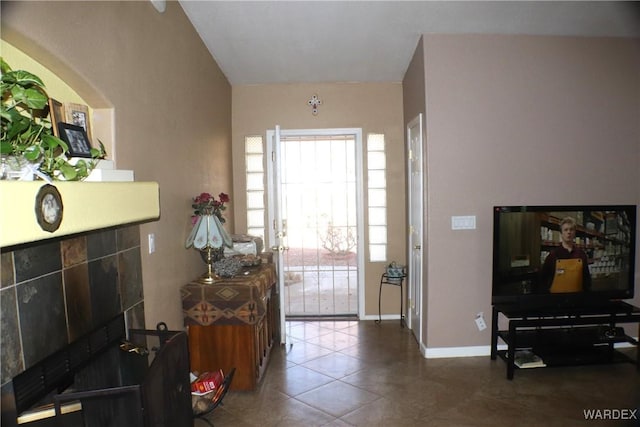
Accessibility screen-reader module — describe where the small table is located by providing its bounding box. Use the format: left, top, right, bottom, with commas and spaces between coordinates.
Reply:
181, 263, 279, 390
375, 273, 406, 327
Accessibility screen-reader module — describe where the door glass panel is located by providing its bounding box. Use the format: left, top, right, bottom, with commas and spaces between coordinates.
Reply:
246, 173, 264, 190
368, 170, 386, 188
369, 226, 387, 244
246, 154, 264, 172
280, 134, 358, 317
245, 136, 266, 240
369, 245, 387, 262
246, 191, 264, 209
368, 189, 386, 207
368, 207, 386, 225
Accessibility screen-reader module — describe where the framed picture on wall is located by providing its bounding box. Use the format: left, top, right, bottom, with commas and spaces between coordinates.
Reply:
64, 102, 92, 142
47, 98, 64, 137
58, 122, 93, 158
35, 184, 64, 232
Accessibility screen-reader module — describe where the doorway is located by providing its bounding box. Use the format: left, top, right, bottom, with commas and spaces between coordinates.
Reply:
407, 114, 424, 343
267, 128, 364, 321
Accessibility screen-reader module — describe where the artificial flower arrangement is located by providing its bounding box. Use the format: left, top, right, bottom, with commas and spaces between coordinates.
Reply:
191, 192, 230, 225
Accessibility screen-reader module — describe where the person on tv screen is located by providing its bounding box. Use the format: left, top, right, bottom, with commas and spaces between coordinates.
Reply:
540, 216, 591, 293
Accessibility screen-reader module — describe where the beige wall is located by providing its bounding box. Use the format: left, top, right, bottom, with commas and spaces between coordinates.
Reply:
1, 1, 233, 330
412, 34, 640, 349
403, 37, 426, 128
232, 83, 405, 316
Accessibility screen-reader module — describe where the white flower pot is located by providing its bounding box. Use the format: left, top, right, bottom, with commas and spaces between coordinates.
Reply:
0, 155, 37, 181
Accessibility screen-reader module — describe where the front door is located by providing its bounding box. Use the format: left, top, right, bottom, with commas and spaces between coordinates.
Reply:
267, 128, 364, 341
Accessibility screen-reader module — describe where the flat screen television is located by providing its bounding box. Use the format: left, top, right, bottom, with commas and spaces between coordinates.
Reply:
492, 205, 637, 309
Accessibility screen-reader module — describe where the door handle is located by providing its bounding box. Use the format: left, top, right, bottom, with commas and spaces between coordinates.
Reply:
414, 245, 421, 250
271, 246, 289, 252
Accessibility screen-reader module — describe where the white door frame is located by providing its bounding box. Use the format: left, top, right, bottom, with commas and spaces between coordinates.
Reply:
406, 114, 424, 343
267, 127, 365, 343
267, 126, 286, 343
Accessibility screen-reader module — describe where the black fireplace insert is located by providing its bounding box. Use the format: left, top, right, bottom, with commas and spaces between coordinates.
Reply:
1, 314, 193, 427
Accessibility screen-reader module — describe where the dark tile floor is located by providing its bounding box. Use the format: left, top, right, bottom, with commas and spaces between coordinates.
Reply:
196, 320, 640, 427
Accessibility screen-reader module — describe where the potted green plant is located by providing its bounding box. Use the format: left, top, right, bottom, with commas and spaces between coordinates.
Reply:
0, 57, 104, 181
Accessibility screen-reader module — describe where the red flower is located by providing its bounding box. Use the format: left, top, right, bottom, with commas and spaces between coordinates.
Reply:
191, 191, 230, 223
194, 192, 213, 205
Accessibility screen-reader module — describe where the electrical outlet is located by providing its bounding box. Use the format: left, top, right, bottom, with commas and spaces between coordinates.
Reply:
475, 312, 487, 331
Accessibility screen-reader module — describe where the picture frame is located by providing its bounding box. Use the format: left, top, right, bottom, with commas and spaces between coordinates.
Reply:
47, 98, 64, 137
63, 102, 92, 141
58, 122, 93, 158
35, 184, 64, 233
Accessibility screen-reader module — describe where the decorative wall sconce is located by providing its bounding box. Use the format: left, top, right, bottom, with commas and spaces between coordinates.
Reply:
308, 94, 322, 115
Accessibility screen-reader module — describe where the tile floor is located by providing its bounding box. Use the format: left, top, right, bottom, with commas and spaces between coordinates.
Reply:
284, 268, 358, 316
196, 320, 640, 427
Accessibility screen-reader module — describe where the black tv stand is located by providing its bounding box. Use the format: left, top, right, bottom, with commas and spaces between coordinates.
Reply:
491, 302, 640, 379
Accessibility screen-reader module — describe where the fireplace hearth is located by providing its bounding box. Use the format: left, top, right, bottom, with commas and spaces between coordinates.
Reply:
1, 314, 193, 427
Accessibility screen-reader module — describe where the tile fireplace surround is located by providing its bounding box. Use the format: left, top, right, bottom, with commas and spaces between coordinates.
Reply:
0, 224, 146, 391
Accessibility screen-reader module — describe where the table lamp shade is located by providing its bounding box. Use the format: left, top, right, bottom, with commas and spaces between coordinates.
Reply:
186, 215, 233, 250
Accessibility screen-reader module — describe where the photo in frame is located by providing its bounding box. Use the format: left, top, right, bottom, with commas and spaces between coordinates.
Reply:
35, 184, 64, 232
63, 102, 92, 142
58, 122, 93, 158
47, 98, 64, 137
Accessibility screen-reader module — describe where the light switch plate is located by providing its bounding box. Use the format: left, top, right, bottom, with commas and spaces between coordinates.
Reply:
148, 233, 156, 254
452, 215, 476, 230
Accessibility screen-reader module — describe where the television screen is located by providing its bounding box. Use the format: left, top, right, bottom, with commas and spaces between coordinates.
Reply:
492, 205, 636, 308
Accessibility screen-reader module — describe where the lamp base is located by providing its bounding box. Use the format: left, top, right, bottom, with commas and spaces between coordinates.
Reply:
196, 246, 222, 285
199, 246, 225, 264
196, 271, 218, 285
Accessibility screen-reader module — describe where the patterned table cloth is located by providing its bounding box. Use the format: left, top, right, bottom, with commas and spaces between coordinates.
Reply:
181, 263, 276, 326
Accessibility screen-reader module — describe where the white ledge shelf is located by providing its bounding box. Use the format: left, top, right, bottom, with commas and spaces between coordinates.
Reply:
0, 181, 160, 248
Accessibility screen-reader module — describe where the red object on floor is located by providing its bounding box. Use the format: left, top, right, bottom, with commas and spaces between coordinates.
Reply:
191, 370, 224, 394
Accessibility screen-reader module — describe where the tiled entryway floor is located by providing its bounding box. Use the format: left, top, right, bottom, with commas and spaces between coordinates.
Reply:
196, 320, 640, 427
284, 268, 358, 316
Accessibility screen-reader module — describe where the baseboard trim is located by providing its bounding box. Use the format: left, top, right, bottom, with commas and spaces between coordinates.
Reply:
361, 314, 400, 321
425, 345, 494, 358
423, 340, 638, 359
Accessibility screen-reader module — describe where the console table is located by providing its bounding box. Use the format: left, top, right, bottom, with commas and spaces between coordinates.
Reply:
491, 302, 640, 379
181, 263, 279, 390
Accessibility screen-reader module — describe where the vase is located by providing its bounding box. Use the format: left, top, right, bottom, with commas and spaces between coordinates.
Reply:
0, 155, 37, 181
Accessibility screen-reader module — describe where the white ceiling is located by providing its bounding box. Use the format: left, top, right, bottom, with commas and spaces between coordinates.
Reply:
178, 1, 640, 85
